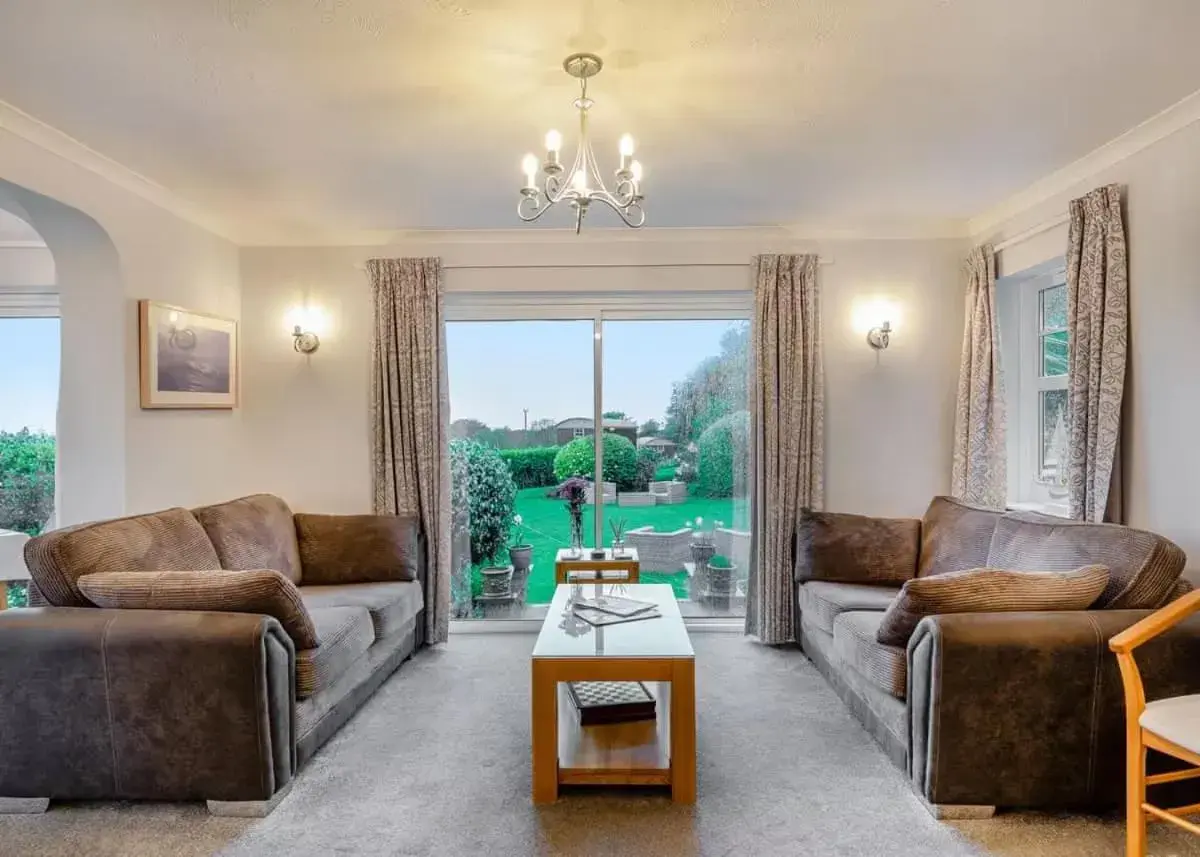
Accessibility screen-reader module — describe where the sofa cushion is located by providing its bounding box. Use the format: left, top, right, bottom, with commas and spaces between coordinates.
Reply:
296, 606, 376, 699
918, 496, 1003, 578
798, 581, 901, 635
796, 510, 920, 585
193, 494, 302, 584
23, 508, 221, 607
986, 512, 1185, 609
77, 569, 319, 649
294, 514, 421, 585
832, 611, 907, 699
300, 581, 423, 639
876, 565, 1110, 646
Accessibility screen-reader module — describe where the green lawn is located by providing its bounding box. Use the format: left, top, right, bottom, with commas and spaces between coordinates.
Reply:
481, 485, 743, 604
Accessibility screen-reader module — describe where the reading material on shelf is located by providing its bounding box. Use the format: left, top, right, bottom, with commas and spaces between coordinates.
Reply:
572, 594, 657, 618
573, 606, 663, 627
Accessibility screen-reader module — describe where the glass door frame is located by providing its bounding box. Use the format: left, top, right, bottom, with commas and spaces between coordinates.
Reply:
445, 291, 753, 547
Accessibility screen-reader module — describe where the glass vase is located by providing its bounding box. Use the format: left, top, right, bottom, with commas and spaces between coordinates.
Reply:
568, 509, 584, 558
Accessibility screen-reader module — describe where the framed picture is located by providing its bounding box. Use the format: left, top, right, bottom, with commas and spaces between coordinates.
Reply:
138, 300, 238, 409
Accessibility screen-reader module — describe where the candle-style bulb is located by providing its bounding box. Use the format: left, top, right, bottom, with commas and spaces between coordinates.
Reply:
522, 153, 539, 185
630, 160, 643, 183
619, 134, 635, 156
545, 129, 562, 153
572, 169, 588, 192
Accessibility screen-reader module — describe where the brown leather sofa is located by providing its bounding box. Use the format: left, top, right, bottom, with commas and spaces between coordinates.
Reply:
0, 494, 425, 816
795, 496, 1200, 817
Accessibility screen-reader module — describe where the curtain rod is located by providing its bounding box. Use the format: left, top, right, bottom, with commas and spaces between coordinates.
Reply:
991, 213, 1069, 254
352, 258, 834, 272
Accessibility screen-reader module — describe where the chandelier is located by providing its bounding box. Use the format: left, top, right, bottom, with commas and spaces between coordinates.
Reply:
518, 53, 644, 233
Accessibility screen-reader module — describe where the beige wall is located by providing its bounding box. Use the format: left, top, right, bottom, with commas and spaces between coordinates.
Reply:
974, 119, 1200, 566
0, 127, 245, 523
0, 245, 53, 287
239, 233, 966, 519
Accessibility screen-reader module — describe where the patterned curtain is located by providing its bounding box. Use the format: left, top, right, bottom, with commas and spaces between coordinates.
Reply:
1066, 185, 1128, 523
746, 254, 824, 645
367, 258, 451, 644
950, 244, 1006, 508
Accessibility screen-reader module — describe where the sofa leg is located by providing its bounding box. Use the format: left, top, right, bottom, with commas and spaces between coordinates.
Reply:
0, 797, 50, 814
919, 799, 996, 820
206, 782, 292, 818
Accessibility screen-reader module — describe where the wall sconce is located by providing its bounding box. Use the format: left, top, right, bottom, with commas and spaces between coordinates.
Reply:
867, 320, 892, 350
285, 306, 325, 355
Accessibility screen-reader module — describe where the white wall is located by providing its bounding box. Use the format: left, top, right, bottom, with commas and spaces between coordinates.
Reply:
239, 233, 966, 519
974, 119, 1200, 566
0, 127, 245, 522
0, 246, 53, 287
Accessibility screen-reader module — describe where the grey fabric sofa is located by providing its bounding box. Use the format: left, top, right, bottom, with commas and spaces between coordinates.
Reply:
795, 496, 1200, 817
0, 494, 425, 816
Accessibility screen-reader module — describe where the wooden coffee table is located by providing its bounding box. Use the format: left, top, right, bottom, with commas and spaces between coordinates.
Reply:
530, 583, 696, 804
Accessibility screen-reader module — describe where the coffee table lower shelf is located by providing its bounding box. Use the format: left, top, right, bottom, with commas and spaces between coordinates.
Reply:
557, 682, 671, 787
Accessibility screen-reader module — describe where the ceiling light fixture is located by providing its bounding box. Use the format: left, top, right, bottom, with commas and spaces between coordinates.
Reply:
518, 53, 645, 234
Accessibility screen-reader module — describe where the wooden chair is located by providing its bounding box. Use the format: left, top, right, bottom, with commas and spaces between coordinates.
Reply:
1110, 589, 1200, 856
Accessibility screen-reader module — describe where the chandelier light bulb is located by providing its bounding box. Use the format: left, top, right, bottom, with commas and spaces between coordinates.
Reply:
631, 160, 643, 183
545, 129, 562, 153
522, 153, 539, 187
619, 134, 635, 156
572, 169, 589, 192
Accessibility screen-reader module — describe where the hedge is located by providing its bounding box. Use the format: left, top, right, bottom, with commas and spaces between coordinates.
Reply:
634, 446, 662, 492
499, 446, 560, 489
695, 410, 750, 498
552, 433, 638, 491
0, 429, 55, 537
448, 439, 517, 565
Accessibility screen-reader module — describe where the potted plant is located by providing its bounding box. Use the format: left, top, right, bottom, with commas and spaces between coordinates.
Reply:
508, 514, 532, 572
552, 476, 590, 558
609, 516, 628, 558
480, 563, 513, 598
706, 553, 737, 596
689, 516, 717, 566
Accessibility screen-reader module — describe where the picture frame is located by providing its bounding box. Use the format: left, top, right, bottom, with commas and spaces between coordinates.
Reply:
138, 300, 238, 409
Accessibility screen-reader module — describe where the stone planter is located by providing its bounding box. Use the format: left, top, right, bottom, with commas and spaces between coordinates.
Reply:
707, 563, 736, 596
508, 544, 533, 572
480, 565, 514, 598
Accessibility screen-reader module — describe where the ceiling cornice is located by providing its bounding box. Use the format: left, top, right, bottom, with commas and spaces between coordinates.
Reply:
0, 98, 237, 243
969, 87, 1200, 237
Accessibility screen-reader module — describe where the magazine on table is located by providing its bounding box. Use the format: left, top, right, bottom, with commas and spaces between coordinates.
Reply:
572, 594, 658, 617
572, 607, 663, 627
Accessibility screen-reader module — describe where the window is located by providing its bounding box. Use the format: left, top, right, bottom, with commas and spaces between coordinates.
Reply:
998, 260, 1069, 514
572, 427, 588, 438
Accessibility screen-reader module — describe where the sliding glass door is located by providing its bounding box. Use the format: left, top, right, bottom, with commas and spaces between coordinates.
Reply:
445, 302, 751, 621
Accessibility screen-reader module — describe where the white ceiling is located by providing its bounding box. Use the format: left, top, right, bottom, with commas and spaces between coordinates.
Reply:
1, 0, 1199, 241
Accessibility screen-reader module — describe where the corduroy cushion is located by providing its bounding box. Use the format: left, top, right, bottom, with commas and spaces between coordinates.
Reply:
917, 496, 1004, 578
296, 606, 375, 699
986, 512, 1185, 609
77, 569, 320, 649
798, 581, 901, 635
193, 494, 303, 584
300, 581, 423, 639
876, 564, 1111, 646
833, 611, 908, 699
23, 508, 222, 607
796, 510, 920, 585
295, 514, 421, 585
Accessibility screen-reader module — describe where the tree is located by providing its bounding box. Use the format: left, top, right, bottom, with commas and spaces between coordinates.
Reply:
663, 322, 749, 446
638, 419, 662, 437
695, 410, 750, 498
450, 418, 489, 440
553, 433, 638, 490
0, 429, 55, 536
602, 410, 628, 421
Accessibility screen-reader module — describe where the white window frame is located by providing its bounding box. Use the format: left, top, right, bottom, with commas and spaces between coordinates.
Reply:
572, 427, 588, 438
999, 261, 1069, 515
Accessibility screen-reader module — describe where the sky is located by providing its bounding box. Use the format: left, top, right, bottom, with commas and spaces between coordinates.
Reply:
445, 319, 746, 429
0, 318, 59, 433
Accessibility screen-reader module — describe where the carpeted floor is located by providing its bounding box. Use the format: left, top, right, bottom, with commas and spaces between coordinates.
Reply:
3, 633, 1199, 857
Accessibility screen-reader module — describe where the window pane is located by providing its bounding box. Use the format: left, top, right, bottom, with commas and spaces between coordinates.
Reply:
602, 319, 751, 618
1040, 284, 1067, 331
1041, 330, 1069, 377
1039, 389, 1069, 482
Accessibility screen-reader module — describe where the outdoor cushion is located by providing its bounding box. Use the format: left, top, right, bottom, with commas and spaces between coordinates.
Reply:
986, 512, 1185, 609
193, 494, 303, 584
295, 514, 421, 585
296, 606, 375, 699
832, 611, 907, 700
917, 495, 1003, 578
875, 565, 1110, 646
77, 569, 319, 649
798, 581, 901, 635
23, 507, 221, 607
300, 581, 423, 639
796, 509, 920, 585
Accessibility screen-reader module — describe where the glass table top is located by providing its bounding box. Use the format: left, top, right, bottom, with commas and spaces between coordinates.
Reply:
532, 583, 695, 659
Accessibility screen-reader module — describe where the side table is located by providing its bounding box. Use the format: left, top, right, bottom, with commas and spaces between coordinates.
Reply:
554, 547, 640, 585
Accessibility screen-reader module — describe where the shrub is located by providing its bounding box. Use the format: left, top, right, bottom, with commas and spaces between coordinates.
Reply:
552, 433, 638, 490
695, 410, 750, 498
634, 446, 662, 492
708, 554, 733, 569
0, 429, 56, 536
499, 446, 560, 489
449, 439, 517, 566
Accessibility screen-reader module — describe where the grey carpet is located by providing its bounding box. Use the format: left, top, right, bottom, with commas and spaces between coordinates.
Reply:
2, 633, 1198, 857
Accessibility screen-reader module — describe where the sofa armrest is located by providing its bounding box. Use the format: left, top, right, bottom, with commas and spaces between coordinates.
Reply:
0, 607, 294, 802
907, 609, 1200, 809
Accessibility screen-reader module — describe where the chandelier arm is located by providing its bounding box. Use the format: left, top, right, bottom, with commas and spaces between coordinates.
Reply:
517, 195, 553, 222
586, 193, 646, 228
